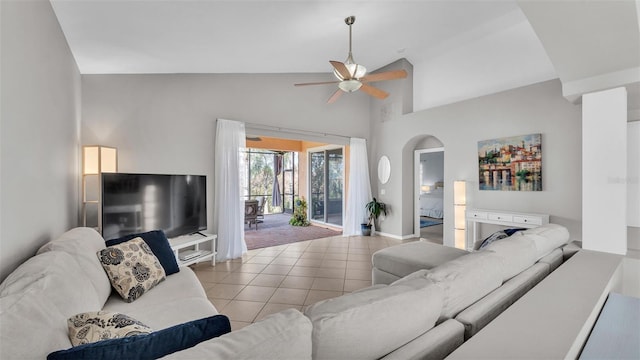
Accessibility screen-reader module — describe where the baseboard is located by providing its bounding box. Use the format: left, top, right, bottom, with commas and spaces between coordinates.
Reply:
374, 231, 416, 240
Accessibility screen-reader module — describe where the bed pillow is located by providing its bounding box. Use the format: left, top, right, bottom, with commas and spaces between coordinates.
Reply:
48, 315, 231, 360
68, 311, 152, 346
106, 230, 179, 275
97, 237, 166, 302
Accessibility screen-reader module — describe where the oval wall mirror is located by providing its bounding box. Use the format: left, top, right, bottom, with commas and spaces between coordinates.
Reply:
378, 155, 391, 184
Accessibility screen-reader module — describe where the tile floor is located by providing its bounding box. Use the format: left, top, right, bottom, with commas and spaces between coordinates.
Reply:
192, 234, 413, 330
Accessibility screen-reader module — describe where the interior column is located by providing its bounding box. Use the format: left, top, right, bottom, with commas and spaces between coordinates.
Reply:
582, 87, 627, 254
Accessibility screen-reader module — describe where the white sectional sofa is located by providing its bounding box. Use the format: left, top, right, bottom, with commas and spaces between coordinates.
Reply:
372, 224, 574, 340
0, 228, 312, 359
0, 224, 574, 359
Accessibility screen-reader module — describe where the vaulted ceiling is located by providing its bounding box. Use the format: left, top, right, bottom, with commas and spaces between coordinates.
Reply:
50, 0, 639, 112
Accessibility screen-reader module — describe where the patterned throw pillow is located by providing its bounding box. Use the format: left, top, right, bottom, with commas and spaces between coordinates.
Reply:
68, 311, 152, 346
97, 237, 166, 302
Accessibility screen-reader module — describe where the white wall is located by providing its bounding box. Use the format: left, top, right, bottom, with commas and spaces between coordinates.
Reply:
420, 151, 444, 186
0, 0, 81, 281
81, 74, 370, 235
413, 12, 556, 111
372, 79, 582, 245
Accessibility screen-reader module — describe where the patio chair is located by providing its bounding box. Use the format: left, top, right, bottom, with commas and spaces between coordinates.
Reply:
245, 200, 259, 230
256, 196, 265, 223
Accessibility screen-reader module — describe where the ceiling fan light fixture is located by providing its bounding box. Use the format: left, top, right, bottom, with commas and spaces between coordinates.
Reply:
333, 63, 367, 80
347, 62, 367, 79
338, 79, 362, 92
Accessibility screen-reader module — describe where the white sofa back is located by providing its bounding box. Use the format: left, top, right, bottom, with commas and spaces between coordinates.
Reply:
304, 278, 443, 360
0, 251, 102, 359
37, 227, 111, 305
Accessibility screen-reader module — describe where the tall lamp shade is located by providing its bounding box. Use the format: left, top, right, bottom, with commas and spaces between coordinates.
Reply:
453, 180, 467, 250
82, 145, 117, 229
83, 146, 117, 175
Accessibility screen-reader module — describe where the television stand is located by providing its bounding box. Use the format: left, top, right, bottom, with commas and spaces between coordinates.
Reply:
169, 232, 217, 267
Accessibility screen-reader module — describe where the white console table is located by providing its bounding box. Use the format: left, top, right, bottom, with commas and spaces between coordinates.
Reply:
466, 209, 549, 250
169, 232, 217, 267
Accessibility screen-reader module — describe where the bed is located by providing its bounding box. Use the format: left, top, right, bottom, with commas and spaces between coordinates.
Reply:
419, 186, 444, 219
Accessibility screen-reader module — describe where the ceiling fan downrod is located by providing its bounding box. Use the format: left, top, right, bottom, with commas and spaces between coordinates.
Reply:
345, 16, 356, 65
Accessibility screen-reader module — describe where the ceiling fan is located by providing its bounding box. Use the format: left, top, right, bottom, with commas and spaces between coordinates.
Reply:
295, 16, 408, 104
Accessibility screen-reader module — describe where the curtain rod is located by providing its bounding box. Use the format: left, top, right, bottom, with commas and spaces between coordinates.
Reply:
244, 122, 352, 141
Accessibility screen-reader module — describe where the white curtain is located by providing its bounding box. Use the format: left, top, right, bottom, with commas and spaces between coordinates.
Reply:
343, 138, 372, 236
213, 119, 248, 261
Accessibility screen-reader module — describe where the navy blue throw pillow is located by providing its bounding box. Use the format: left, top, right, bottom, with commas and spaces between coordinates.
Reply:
106, 230, 179, 275
504, 228, 526, 236
478, 228, 527, 250
47, 314, 231, 360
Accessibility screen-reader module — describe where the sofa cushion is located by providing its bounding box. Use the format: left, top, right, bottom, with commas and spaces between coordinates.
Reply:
98, 237, 166, 303
67, 311, 152, 346
483, 236, 537, 281
372, 241, 468, 284
48, 315, 231, 360
106, 230, 179, 276
102, 267, 217, 330
0, 252, 102, 359
454, 262, 549, 339
162, 309, 312, 360
516, 224, 570, 260
304, 278, 443, 360
37, 227, 112, 306
425, 251, 504, 321
537, 248, 563, 272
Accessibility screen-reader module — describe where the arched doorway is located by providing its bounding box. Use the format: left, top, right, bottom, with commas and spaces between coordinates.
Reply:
413, 136, 445, 243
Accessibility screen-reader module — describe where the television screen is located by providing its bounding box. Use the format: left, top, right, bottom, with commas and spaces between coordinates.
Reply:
102, 173, 207, 240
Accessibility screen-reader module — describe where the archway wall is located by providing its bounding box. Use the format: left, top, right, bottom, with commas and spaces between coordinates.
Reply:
370, 77, 583, 246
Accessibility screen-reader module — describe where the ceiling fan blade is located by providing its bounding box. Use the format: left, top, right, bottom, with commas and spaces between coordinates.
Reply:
360, 84, 389, 100
361, 69, 408, 83
294, 81, 340, 87
330, 61, 352, 80
327, 89, 344, 104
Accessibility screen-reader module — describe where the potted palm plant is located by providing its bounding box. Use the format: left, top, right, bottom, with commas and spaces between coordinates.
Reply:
361, 198, 387, 236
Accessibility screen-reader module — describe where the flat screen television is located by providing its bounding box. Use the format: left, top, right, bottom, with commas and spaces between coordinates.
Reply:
101, 173, 207, 240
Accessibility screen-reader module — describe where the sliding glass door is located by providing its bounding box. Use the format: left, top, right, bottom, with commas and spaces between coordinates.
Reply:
309, 147, 343, 226
241, 149, 298, 215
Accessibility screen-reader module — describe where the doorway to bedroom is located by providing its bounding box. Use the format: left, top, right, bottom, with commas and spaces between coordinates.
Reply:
415, 148, 444, 243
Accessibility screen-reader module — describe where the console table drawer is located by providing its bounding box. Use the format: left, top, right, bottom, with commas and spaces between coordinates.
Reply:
467, 211, 488, 220
513, 215, 543, 226
488, 213, 513, 222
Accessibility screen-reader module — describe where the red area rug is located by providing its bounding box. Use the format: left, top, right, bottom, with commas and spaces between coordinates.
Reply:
244, 213, 342, 250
